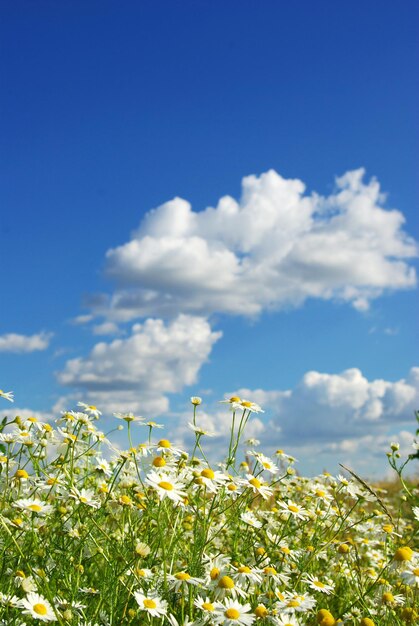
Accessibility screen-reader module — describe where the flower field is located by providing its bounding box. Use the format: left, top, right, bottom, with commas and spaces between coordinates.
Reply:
0, 392, 418, 625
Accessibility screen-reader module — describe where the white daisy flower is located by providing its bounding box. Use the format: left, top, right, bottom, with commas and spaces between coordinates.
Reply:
113, 412, 144, 423
20, 592, 57, 621
145, 470, 186, 504
245, 475, 273, 500
77, 402, 102, 418
0, 389, 14, 402
214, 599, 255, 625
14, 498, 54, 516
401, 564, 419, 586
133, 592, 167, 618
168, 571, 203, 591
277, 500, 309, 520
302, 574, 335, 594
240, 511, 262, 529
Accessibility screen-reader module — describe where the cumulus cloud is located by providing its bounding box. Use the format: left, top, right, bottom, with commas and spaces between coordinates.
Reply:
57, 315, 222, 414
235, 366, 419, 450
88, 168, 417, 321
0, 332, 53, 353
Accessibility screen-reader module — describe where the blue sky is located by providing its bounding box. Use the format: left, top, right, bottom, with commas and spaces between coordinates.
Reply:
1, 1, 418, 476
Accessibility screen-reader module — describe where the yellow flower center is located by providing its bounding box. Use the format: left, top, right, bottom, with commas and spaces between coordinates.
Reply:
225, 608, 240, 619
288, 504, 300, 513
158, 481, 173, 491
229, 396, 241, 403
175, 572, 191, 581
241, 401, 252, 408
201, 468, 215, 479
287, 600, 300, 607
80, 496, 88, 503
210, 567, 220, 580
382, 592, 394, 603
227, 483, 237, 491
413, 568, 419, 576
143, 598, 157, 609
28, 417, 37, 422
264, 566, 277, 575
317, 609, 335, 626
15, 469, 29, 479
281, 546, 291, 555
249, 478, 261, 488
152, 456, 166, 467
89, 405, 97, 410
382, 524, 393, 533
202, 602, 214, 611
394, 546, 413, 562
238, 566, 251, 573
120, 495, 132, 505
316, 489, 326, 497
158, 439, 171, 448
218, 575, 234, 589
313, 580, 325, 588
33, 603, 48, 616
28, 504, 43, 512
254, 606, 268, 618
360, 619, 375, 626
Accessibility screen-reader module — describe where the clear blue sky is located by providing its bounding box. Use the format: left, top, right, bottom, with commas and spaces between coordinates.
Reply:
1, 1, 418, 475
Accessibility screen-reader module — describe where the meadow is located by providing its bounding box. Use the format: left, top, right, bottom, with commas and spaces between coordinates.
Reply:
0, 391, 417, 626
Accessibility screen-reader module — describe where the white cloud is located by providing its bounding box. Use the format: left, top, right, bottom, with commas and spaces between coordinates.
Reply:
88, 168, 417, 321
92, 322, 121, 336
0, 332, 53, 353
57, 315, 222, 414
235, 367, 419, 450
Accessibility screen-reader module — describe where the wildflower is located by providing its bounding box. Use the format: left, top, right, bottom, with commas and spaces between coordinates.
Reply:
155, 439, 183, 456
381, 591, 404, 605
253, 452, 279, 474
215, 599, 255, 625
276, 617, 302, 626
145, 470, 186, 503
303, 574, 335, 594
359, 619, 375, 626
394, 546, 414, 563
169, 571, 203, 591
14, 498, 54, 516
195, 467, 228, 492
188, 422, 216, 437
191, 396, 202, 405
278, 591, 316, 614
240, 511, 262, 529
401, 564, 419, 586
133, 591, 167, 618
70, 488, 101, 509
245, 474, 273, 499
113, 412, 144, 423
77, 402, 102, 418
20, 592, 57, 621
232, 564, 262, 585
317, 609, 336, 625
277, 500, 309, 520
0, 389, 14, 402
194, 595, 219, 614
239, 400, 264, 413
135, 541, 151, 557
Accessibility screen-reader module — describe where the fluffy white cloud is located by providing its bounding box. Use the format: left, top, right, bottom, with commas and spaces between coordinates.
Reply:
57, 315, 222, 414
0, 332, 53, 353
235, 366, 419, 449
90, 168, 417, 321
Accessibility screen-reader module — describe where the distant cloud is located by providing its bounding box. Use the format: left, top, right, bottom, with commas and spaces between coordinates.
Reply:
235, 366, 419, 449
88, 168, 417, 322
57, 315, 222, 414
0, 331, 53, 353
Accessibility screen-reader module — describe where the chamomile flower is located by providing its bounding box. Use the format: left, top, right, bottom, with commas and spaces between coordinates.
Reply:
133, 592, 167, 618
215, 599, 255, 625
20, 592, 57, 621
168, 571, 203, 591
195, 467, 228, 492
245, 474, 273, 500
14, 498, 54, 516
239, 400, 264, 413
194, 595, 220, 615
188, 422, 216, 437
0, 389, 14, 402
232, 564, 262, 585
70, 488, 101, 509
253, 453, 279, 474
302, 574, 335, 594
145, 470, 186, 503
77, 402, 102, 418
401, 564, 419, 586
240, 511, 263, 529
113, 412, 144, 423
277, 500, 309, 520
154, 439, 183, 456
